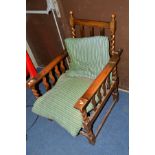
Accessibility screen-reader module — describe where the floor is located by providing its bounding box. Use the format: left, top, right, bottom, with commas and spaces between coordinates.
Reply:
26, 88, 129, 155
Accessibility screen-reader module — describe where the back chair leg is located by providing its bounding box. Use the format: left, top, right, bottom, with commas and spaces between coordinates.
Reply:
112, 88, 119, 102
87, 129, 96, 145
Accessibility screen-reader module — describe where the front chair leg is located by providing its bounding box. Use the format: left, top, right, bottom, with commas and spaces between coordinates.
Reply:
81, 109, 96, 144
87, 129, 96, 145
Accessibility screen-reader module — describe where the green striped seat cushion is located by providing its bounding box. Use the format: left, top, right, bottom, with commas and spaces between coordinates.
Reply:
64, 36, 110, 79
32, 73, 94, 136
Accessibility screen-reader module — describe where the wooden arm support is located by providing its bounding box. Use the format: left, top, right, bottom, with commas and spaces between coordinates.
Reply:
26, 52, 68, 89
74, 52, 121, 112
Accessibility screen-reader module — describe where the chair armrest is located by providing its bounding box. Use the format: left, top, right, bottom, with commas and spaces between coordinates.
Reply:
26, 52, 68, 89
74, 54, 120, 112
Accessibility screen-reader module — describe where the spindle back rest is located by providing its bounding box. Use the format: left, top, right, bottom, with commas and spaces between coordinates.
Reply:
69, 11, 116, 56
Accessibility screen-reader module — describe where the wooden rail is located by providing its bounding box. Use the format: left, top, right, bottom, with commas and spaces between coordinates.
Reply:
26, 52, 69, 98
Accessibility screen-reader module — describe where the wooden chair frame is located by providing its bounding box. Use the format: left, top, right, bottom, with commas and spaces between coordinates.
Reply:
26, 11, 122, 145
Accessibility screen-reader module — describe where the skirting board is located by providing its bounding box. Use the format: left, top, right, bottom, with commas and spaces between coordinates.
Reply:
118, 88, 129, 93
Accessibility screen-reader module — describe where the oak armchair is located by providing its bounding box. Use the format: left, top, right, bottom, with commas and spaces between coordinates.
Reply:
27, 11, 122, 144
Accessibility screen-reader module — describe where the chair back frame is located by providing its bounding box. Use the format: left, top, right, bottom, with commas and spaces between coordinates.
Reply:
69, 11, 116, 56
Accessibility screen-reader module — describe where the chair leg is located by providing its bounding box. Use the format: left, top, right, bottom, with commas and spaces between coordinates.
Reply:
87, 129, 96, 145
81, 110, 96, 144
112, 85, 119, 102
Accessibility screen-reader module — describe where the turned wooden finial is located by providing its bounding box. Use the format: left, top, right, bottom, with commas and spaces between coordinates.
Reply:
70, 11, 73, 16
110, 13, 116, 56
69, 11, 74, 26
27, 78, 36, 88
69, 11, 76, 38
111, 13, 116, 20
110, 13, 116, 33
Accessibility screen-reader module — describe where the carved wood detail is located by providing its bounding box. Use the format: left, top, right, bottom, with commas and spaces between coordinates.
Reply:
70, 11, 76, 38
42, 76, 50, 91
106, 75, 110, 89
31, 86, 41, 98
110, 14, 116, 56
49, 71, 56, 85
60, 60, 65, 73
97, 88, 102, 103
55, 65, 61, 78
91, 96, 97, 111
81, 109, 96, 144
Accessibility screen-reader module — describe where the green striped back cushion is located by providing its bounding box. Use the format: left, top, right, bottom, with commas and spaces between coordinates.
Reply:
64, 36, 110, 79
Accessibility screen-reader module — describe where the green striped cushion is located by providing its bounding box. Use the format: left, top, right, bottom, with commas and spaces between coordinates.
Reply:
64, 36, 110, 79
32, 73, 94, 136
